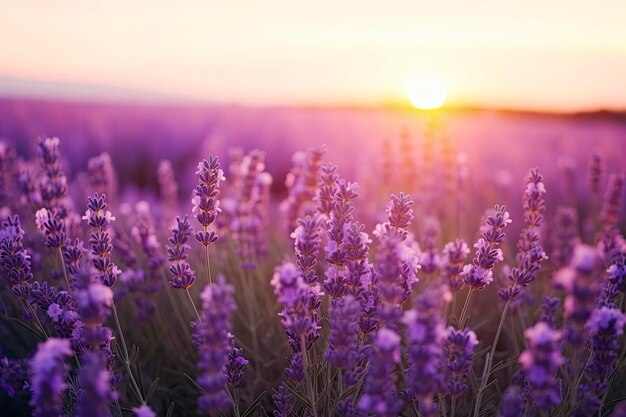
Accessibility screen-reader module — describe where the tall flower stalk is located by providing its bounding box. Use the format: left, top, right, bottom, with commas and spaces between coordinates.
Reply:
193, 156, 224, 285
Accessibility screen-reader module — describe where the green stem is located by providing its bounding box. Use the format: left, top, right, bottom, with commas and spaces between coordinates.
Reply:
57, 247, 71, 290
185, 288, 201, 323
458, 288, 474, 328
111, 299, 145, 403
301, 336, 318, 417
472, 297, 512, 417
204, 243, 212, 285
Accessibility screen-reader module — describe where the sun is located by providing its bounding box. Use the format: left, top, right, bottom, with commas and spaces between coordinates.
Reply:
408, 75, 448, 110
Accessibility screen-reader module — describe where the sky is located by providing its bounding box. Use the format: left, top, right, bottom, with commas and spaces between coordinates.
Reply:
1, 1, 626, 111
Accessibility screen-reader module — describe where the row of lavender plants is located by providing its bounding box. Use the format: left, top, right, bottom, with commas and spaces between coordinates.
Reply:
0, 135, 625, 417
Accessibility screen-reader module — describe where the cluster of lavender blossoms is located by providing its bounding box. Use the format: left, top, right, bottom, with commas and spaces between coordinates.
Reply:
519, 322, 564, 410
166, 215, 196, 289
462, 205, 512, 290
28, 338, 73, 417
83, 193, 121, 288
192, 276, 241, 414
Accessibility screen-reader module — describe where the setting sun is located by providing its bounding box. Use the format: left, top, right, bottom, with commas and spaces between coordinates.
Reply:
408, 75, 448, 110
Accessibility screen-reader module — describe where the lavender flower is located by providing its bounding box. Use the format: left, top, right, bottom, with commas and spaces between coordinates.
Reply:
0, 215, 33, 299
499, 386, 526, 417
167, 215, 196, 289
588, 153, 603, 196
575, 306, 626, 416
193, 156, 224, 247
553, 244, 603, 345
442, 326, 478, 397
34, 208, 66, 249
226, 337, 248, 388
272, 385, 294, 417
325, 179, 358, 266
291, 214, 323, 285
157, 159, 179, 216
131, 201, 165, 293
280, 147, 325, 233
83, 193, 121, 287
29, 338, 73, 417
442, 239, 470, 292
325, 295, 364, 386
550, 206, 579, 269
519, 322, 563, 410
419, 216, 441, 274
87, 152, 117, 199
315, 162, 338, 218
193, 276, 236, 414
358, 328, 403, 417
539, 296, 561, 329
404, 288, 448, 416
36, 137, 69, 217
385, 192, 414, 240
133, 404, 157, 417
75, 351, 116, 417
271, 262, 322, 379
462, 205, 512, 289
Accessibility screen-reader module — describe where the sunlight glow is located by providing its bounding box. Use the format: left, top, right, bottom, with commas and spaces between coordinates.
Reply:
408, 75, 448, 110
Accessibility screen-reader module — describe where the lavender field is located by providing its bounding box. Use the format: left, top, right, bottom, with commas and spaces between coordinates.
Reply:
0, 98, 625, 417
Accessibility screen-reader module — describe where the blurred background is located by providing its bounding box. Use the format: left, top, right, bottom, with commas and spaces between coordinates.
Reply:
0, 1, 625, 203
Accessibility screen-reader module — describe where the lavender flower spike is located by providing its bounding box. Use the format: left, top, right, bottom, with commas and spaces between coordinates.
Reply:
29, 338, 73, 417
0, 215, 34, 300
167, 215, 197, 289
442, 326, 478, 397
133, 404, 157, 417
83, 193, 121, 287
193, 155, 224, 247
193, 276, 236, 414
358, 328, 403, 417
519, 322, 563, 410
75, 351, 116, 417
462, 205, 512, 290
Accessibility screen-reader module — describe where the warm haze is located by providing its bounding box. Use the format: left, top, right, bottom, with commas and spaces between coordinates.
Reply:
1, 1, 626, 111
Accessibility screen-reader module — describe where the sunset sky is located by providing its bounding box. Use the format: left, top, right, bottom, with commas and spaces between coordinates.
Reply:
1, 1, 625, 111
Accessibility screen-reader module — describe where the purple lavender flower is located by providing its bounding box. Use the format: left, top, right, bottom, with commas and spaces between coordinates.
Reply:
87, 152, 117, 200
29, 338, 73, 417
34, 208, 66, 249
36, 136, 69, 217
342, 221, 372, 295
325, 295, 364, 386
575, 306, 626, 416
588, 153, 603, 196
418, 216, 441, 274
442, 239, 470, 292
553, 244, 603, 345
358, 328, 403, 417
280, 147, 325, 233
272, 262, 322, 379
550, 206, 579, 269
325, 179, 358, 266
157, 159, 179, 217
403, 288, 448, 416
0, 354, 30, 409
442, 326, 478, 397
133, 404, 157, 417
539, 296, 561, 329
72, 264, 114, 350
226, 336, 248, 388
499, 386, 526, 417
291, 213, 323, 285
193, 276, 236, 414
167, 215, 196, 289
272, 385, 294, 417
75, 351, 116, 417
193, 156, 224, 247
0, 215, 33, 299
83, 193, 121, 287
600, 173, 624, 232
369, 193, 419, 328
315, 162, 338, 218
519, 322, 563, 410
386, 192, 414, 240
462, 205, 511, 289
131, 201, 165, 293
